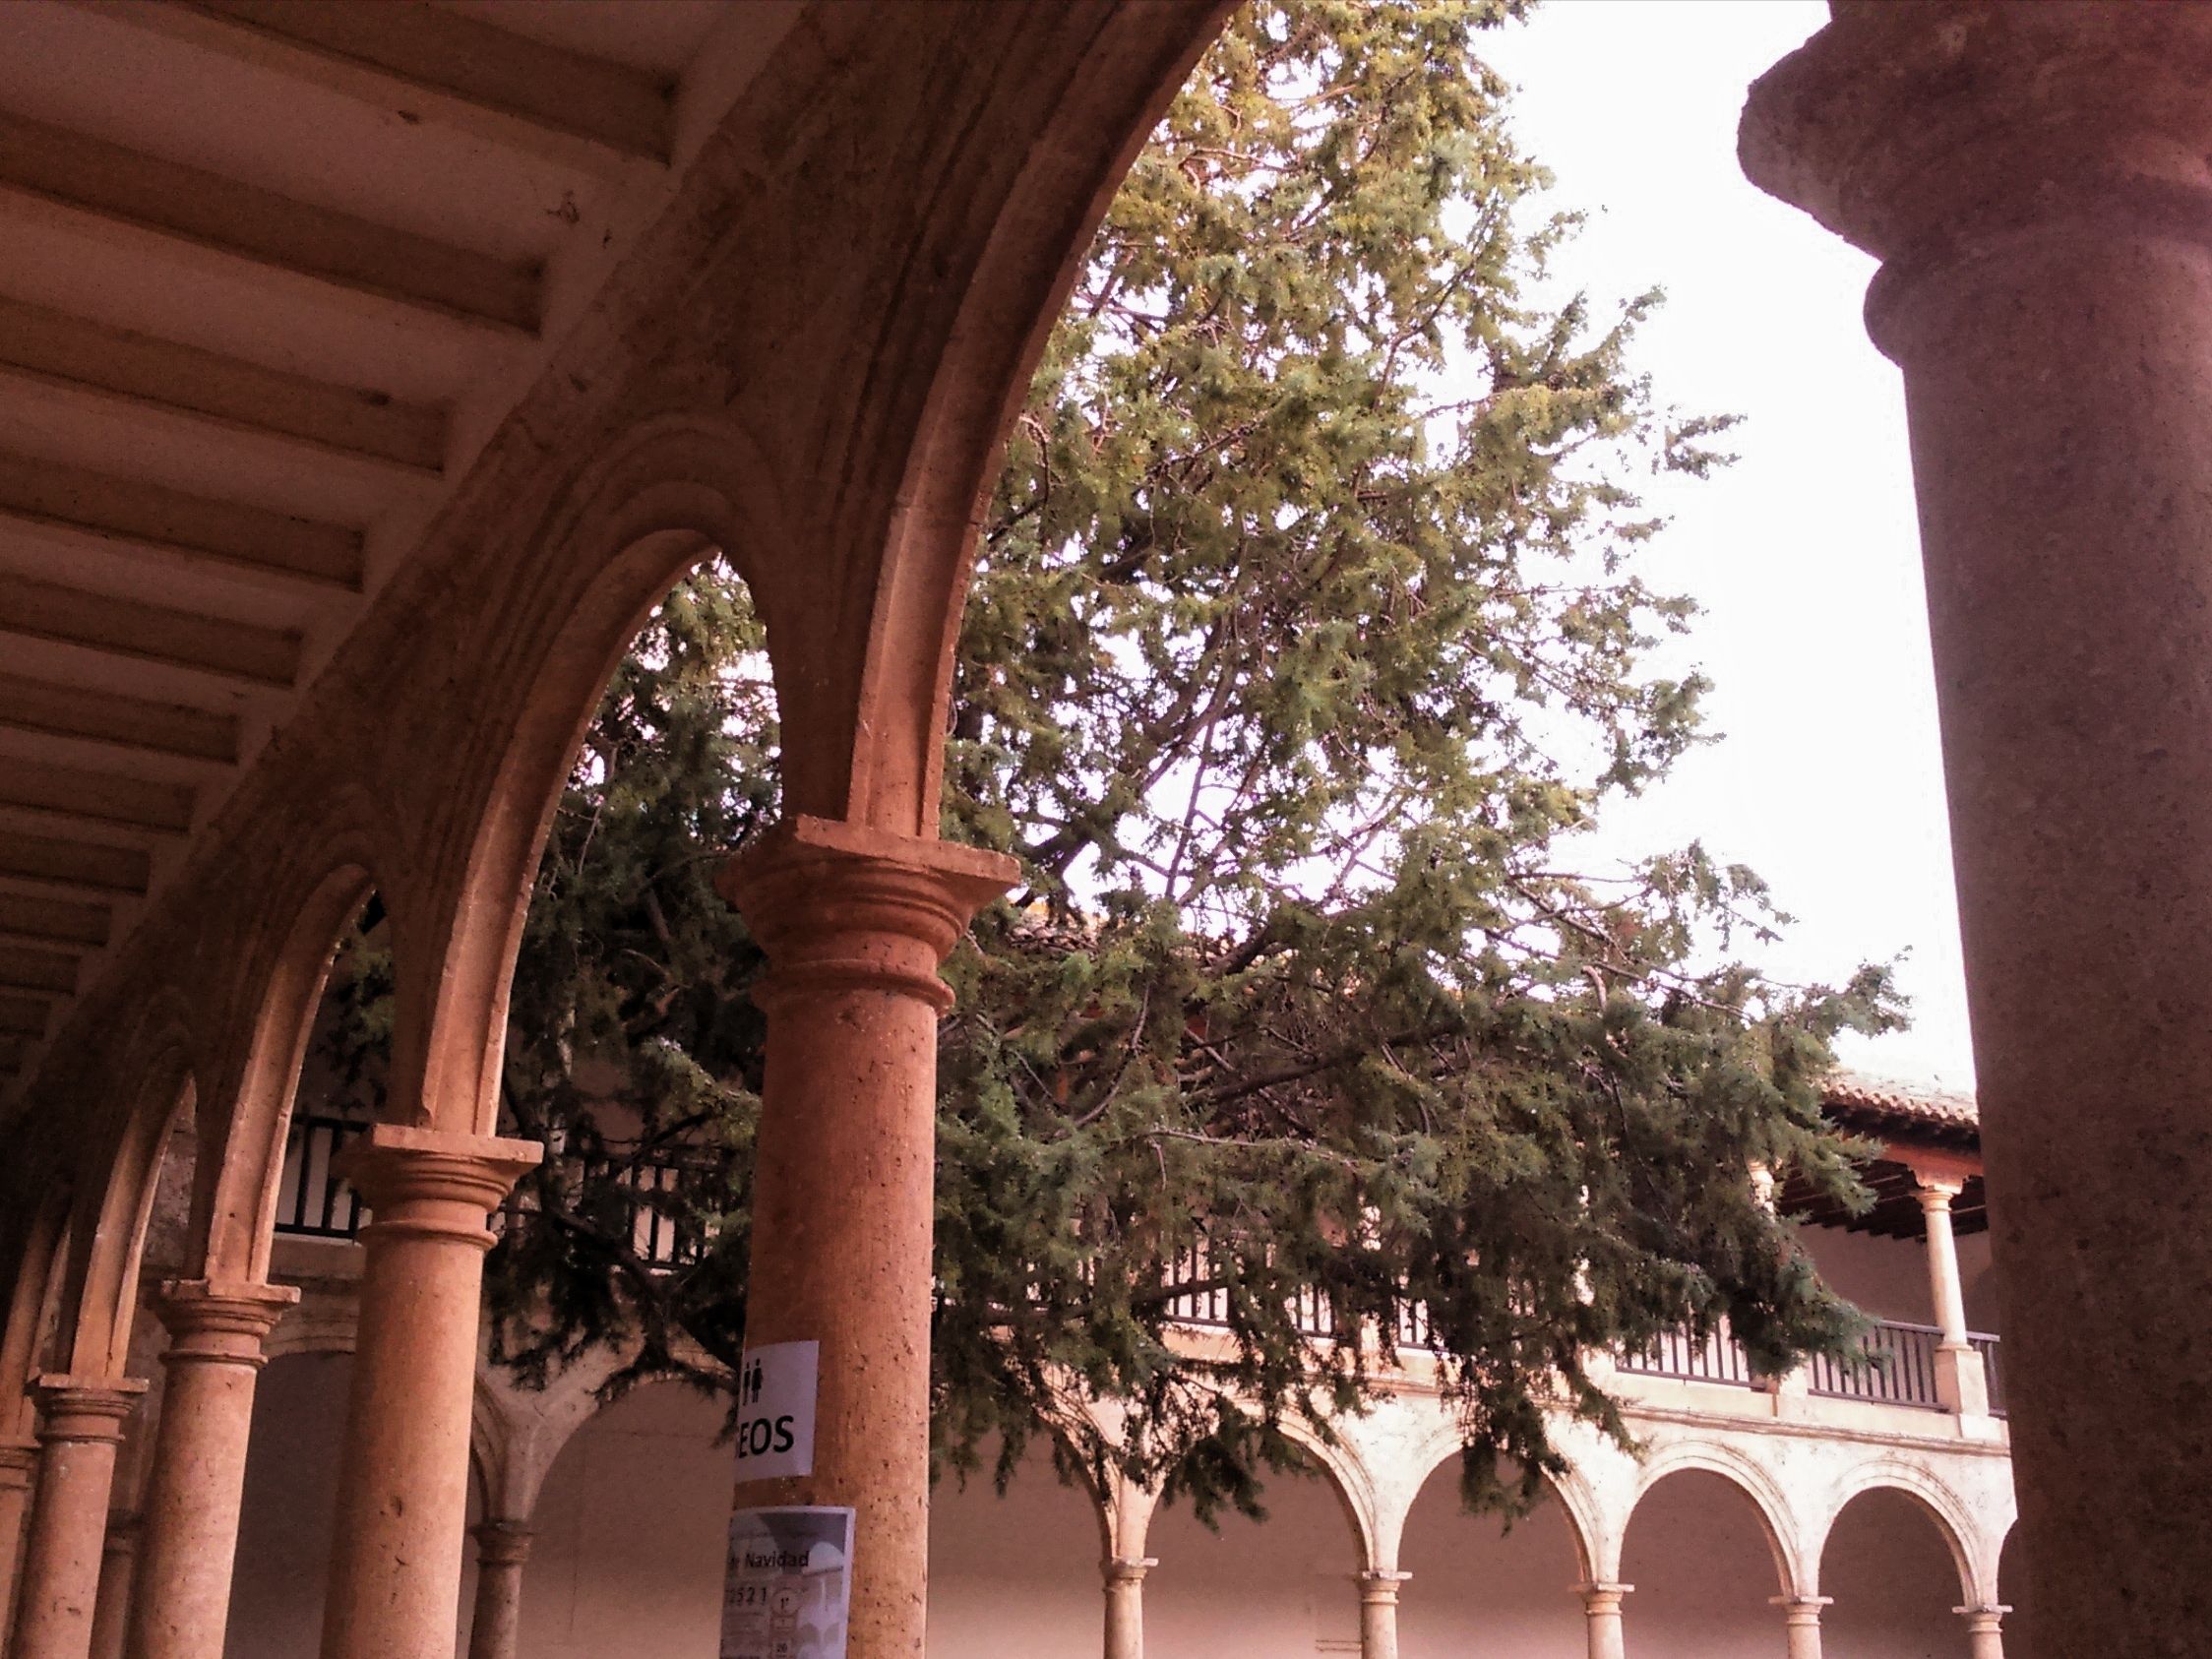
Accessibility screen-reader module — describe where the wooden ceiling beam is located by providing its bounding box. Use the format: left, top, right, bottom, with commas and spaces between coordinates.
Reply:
0, 297, 445, 473
0, 110, 540, 333
0, 831, 152, 896
0, 891, 109, 949
0, 572, 300, 688
0, 996, 49, 1038
99, 0, 673, 172
0, 451, 363, 591
0, 672, 238, 764
0, 944, 80, 996
0, 758, 195, 835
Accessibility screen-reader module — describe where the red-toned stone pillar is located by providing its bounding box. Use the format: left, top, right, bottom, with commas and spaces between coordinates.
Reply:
716, 817, 1014, 1658
123, 1280, 297, 1659
317, 1128, 540, 1659
1742, 8, 2212, 1648
0, 1434, 37, 1634
9, 1378, 146, 1659
85, 1516, 136, 1659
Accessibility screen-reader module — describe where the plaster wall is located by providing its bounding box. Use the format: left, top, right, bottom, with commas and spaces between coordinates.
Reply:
216, 1342, 2006, 1659
1800, 1229, 1936, 1327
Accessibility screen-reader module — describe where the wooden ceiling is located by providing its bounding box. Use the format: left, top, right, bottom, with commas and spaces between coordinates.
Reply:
0, 0, 793, 1098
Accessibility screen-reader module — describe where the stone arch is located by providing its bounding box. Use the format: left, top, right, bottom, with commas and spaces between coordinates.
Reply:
0, 1195, 69, 1436
1812, 1460, 1983, 1605
48, 997, 200, 1378
1272, 1417, 1387, 1571
195, 856, 380, 1285
1397, 1419, 1601, 1585
385, 419, 789, 1137
1623, 1441, 1805, 1595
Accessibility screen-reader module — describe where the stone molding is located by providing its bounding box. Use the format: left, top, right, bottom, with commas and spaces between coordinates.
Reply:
469, 1518, 535, 1568
152, 1279, 300, 1370
715, 816, 1016, 1014
30, 1376, 148, 1444
332, 1125, 543, 1252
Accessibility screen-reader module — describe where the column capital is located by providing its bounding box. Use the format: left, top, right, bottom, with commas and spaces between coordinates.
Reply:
1744, 6, 2212, 256
715, 816, 1016, 1012
1770, 1593, 1833, 1624
1575, 1580, 1632, 1612
31, 1376, 148, 1444
1100, 1555, 1157, 1587
1353, 1568, 1411, 1605
0, 1433, 37, 1488
1741, 4, 2212, 346
332, 1125, 543, 1251
1956, 1604, 2010, 1630
469, 1517, 535, 1567
1913, 1172, 1965, 1210
154, 1279, 300, 1368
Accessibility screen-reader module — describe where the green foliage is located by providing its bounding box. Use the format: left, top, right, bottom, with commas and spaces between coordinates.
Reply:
321, 0, 1899, 1520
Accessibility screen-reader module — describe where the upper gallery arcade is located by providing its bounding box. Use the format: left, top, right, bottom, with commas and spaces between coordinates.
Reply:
0, 5, 2207, 1658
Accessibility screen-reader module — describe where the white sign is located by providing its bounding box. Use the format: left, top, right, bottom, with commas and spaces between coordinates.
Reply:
733, 1339, 818, 1482
720, 1505, 853, 1659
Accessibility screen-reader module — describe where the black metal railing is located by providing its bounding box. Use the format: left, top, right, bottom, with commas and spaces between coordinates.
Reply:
274, 1114, 368, 1237
272, 1119, 707, 1269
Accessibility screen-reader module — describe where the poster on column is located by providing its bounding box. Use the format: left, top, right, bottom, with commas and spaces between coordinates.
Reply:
720, 1505, 854, 1659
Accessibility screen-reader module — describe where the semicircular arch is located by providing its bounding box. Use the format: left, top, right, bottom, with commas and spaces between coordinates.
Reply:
1625, 1440, 1806, 1596
1813, 1459, 1984, 1606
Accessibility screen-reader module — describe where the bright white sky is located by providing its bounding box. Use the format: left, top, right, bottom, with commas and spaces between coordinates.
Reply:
1482, 1, 1975, 1087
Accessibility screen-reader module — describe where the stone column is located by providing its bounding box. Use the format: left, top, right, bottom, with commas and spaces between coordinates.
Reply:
715, 818, 1014, 1659
316, 1127, 540, 1659
1741, 9, 2212, 1646
1771, 1594, 1829, 1659
1574, 1581, 1629, 1659
123, 1280, 298, 1659
464, 1520, 533, 1659
1911, 1174, 1989, 1416
9, 1378, 146, 1659
1957, 1605, 2007, 1659
1352, 1570, 1408, 1659
1100, 1555, 1153, 1659
85, 1516, 137, 1659
0, 1434, 38, 1636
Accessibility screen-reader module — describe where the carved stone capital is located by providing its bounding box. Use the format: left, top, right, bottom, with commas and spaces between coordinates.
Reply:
1354, 1569, 1412, 1606
154, 1278, 301, 1369
1575, 1581, 1631, 1616
31, 1375, 149, 1444
0, 1434, 37, 1490
1742, 3, 2212, 342
333, 1125, 543, 1251
470, 1517, 535, 1568
715, 816, 1015, 1012
1100, 1555, 1156, 1588
1770, 1594, 1834, 1627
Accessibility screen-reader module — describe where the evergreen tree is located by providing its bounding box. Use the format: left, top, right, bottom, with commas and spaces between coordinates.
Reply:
325, 0, 1897, 1518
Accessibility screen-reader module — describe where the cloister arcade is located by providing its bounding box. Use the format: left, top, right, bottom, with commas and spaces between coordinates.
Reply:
1, 4, 2207, 1657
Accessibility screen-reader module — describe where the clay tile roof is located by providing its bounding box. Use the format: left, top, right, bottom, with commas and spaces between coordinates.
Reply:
1819, 1070, 1980, 1143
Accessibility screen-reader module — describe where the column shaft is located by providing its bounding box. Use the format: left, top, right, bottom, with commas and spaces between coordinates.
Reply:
1575, 1582, 1628, 1659
1913, 1177, 1988, 1416
1772, 1595, 1828, 1659
316, 1127, 539, 1659
1353, 1571, 1408, 1659
464, 1520, 533, 1659
1741, 12, 2212, 1644
0, 1436, 37, 1639
1100, 1556, 1152, 1659
716, 819, 1012, 1659
124, 1281, 297, 1659
85, 1519, 136, 1659
1957, 1606, 2007, 1659
10, 1379, 145, 1659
